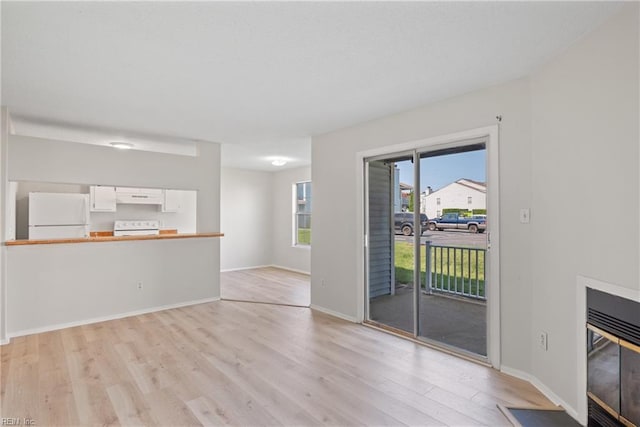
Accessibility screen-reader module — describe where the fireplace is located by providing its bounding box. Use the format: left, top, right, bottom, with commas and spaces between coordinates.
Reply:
587, 288, 640, 427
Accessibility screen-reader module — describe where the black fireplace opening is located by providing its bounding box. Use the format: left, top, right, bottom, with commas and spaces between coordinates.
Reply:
587, 288, 640, 427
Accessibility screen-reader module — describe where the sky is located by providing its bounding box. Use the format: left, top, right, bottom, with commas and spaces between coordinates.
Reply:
397, 150, 486, 192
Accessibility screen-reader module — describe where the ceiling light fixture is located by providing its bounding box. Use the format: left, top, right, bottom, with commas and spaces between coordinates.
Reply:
271, 158, 287, 166
109, 142, 134, 150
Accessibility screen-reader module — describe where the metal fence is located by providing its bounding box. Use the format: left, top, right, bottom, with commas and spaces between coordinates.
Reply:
424, 242, 486, 300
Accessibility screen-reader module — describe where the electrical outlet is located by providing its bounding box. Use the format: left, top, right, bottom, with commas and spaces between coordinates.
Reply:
137, 282, 143, 290
520, 208, 530, 224
538, 331, 548, 351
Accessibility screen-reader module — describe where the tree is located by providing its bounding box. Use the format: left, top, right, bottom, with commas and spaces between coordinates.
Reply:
408, 191, 414, 212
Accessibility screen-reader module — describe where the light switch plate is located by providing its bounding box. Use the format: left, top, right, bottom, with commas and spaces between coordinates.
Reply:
538, 331, 548, 351
520, 208, 530, 224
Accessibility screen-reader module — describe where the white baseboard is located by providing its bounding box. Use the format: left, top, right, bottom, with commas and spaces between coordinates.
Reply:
500, 365, 581, 424
0, 338, 9, 345
6, 297, 221, 341
221, 265, 272, 273
270, 265, 310, 275
221, 264, 311, 275
310, 304, 358, 323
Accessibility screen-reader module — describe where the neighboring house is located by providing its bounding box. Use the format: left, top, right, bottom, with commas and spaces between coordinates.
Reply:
393, 166, 413, 212
399, 182, 412, 212
420, 178, 486, 219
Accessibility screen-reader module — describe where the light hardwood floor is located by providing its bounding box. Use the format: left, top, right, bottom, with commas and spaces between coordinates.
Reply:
221, 267, 310, 307
1, 270, 552, 426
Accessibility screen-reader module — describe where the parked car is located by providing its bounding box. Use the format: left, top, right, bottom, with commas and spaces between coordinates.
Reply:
394, 212, 429, 236
427, 212, 486, 233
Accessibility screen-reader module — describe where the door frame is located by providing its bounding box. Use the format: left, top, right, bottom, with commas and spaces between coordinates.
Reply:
356, 125, 501, 368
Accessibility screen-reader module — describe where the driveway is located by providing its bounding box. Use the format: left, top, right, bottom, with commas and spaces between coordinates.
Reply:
395, 229, 487, 249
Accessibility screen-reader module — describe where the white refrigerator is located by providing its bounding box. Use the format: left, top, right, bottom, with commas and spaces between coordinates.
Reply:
28, 192, 90, 240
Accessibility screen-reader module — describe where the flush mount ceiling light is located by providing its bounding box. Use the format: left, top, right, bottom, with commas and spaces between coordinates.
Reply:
271, 158, 287, 166
109, 142, 134, 150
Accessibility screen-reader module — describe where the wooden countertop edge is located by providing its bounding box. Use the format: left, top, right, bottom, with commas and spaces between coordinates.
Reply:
5, 232, 224, 246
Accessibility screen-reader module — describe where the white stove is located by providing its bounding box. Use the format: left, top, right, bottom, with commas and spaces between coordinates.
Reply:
113, 220, 160, 236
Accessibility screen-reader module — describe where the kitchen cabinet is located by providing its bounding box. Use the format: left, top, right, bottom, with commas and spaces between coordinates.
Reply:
115, 187, 163, 205
162, 189, 183, 212
90, 186, 116, 212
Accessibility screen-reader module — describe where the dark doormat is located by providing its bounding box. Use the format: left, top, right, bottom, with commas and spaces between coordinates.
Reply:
497, 405, 581, 427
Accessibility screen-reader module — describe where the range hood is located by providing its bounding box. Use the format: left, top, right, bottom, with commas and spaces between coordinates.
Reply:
115, 187, 163, 205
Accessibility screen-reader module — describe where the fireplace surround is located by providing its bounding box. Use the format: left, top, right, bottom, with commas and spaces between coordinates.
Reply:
586, 288, 640, 427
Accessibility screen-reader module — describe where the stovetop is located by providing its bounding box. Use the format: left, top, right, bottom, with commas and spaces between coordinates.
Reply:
113, 220, 160, 236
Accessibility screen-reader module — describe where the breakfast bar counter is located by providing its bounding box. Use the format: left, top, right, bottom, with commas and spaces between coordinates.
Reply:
5, 232, 224, 246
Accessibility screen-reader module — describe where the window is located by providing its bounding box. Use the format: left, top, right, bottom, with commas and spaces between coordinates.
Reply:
436, 197, 441, 205
467, 196, 473, 204
295, 181, 312, 246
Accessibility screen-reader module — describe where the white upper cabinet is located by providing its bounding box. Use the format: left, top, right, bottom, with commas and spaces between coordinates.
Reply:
162, 189, 183, 212
90, 186, 117, 212
89, 186, 186, 212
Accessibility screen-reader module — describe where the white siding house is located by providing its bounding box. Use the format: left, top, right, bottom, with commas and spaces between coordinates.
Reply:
393, 165, 413, 212
420, 178, 486, 219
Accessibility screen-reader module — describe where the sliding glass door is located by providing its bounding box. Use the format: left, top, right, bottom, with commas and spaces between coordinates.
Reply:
365, 140, 489, 359
366, 155, 417, 334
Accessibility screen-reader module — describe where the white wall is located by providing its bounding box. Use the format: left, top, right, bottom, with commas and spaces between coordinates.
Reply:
220, 168, 273, 271
311, 3, 638, 420
312, 77, 533, 370
220, 166, 312, 274
0, 108, 9, 343
7, 238, 217, 335
3, 133, 221, 338
529, 4, 639, 415
272, 166, 311, 274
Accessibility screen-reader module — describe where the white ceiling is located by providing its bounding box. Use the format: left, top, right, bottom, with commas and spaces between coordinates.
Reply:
1, 1, 622, 171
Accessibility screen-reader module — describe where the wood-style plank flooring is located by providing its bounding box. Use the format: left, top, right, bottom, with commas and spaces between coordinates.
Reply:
221, 267, 310, 307
1, 269, 552, 426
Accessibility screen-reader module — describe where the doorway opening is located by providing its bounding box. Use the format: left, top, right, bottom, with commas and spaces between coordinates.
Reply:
365, 139, 492, 361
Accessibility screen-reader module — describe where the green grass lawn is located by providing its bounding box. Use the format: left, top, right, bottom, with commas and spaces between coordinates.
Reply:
297, 228, 311, 245
394, 241, 485, 297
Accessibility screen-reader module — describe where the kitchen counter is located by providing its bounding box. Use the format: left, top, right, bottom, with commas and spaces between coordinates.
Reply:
5, 232, 224, 246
